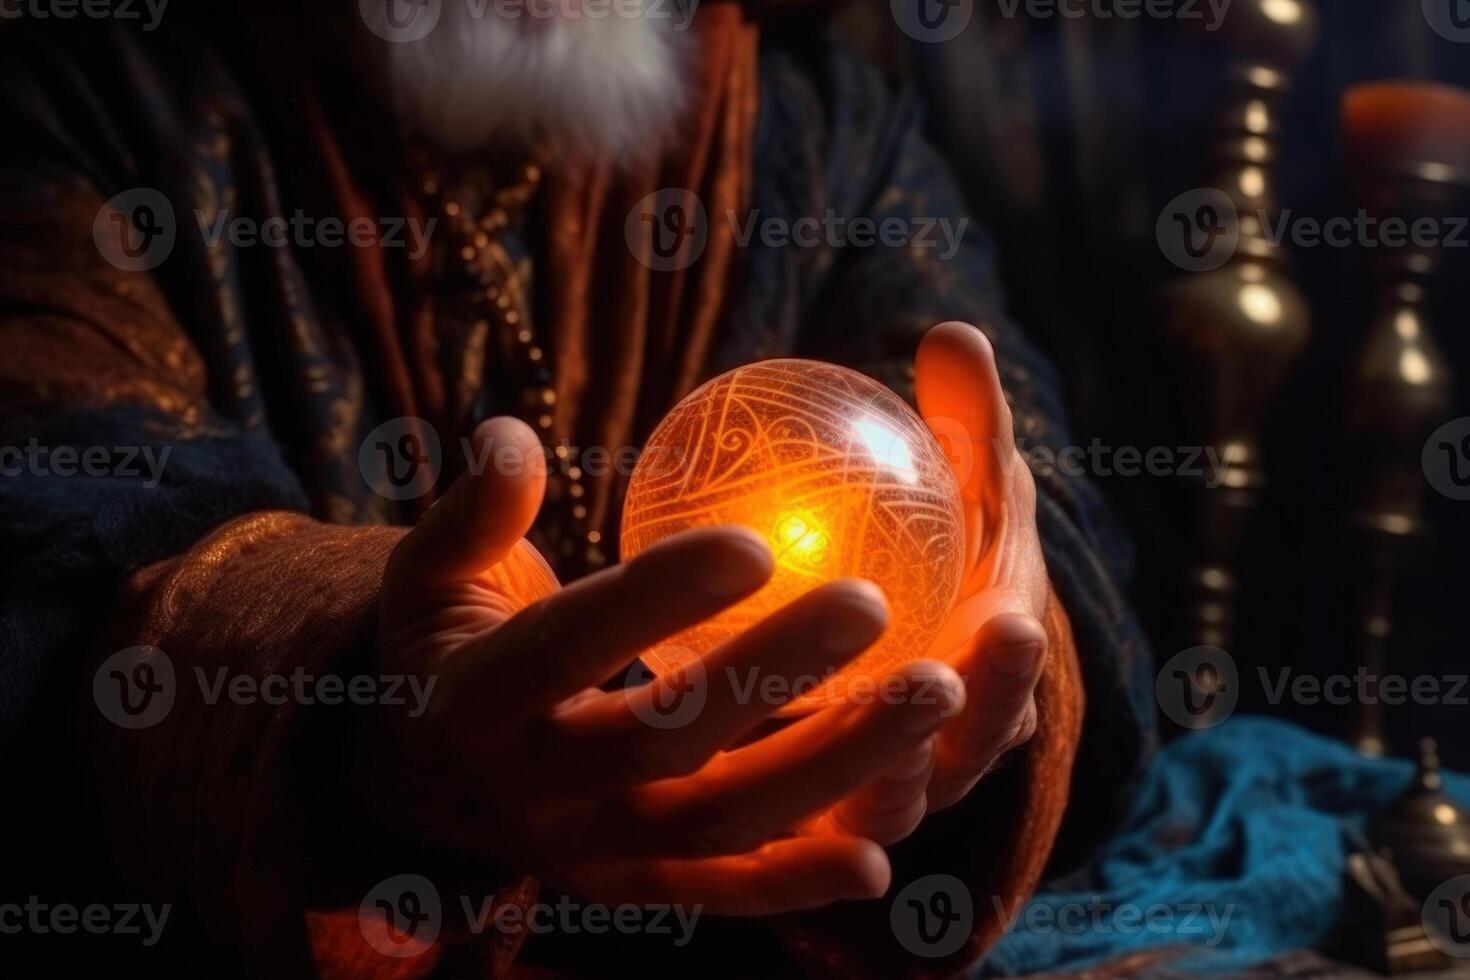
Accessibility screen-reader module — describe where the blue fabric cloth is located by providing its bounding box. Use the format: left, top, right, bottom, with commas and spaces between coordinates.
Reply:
979, 717, 1470, 977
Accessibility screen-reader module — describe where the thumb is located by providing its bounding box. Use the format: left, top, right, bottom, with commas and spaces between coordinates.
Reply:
388, 416, 547, 590
916, 321, 1016, 504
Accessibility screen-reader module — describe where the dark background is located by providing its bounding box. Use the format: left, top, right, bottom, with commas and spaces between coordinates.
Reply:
839, 0, 1470, 767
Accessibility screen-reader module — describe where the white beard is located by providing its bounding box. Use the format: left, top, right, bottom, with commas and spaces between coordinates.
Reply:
376, 4, 692, 162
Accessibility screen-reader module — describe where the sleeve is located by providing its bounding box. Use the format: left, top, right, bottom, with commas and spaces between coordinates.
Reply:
735, 35, 1159, 976
0, 45, 315, 757
0, 31, 534, 977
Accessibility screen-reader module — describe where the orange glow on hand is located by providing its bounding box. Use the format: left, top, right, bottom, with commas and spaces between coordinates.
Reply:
621, 360, 966, 711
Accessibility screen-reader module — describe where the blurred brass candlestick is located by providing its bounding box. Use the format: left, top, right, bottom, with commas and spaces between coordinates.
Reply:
1339, 82, 1469, 756
1157, 0, 1318, 651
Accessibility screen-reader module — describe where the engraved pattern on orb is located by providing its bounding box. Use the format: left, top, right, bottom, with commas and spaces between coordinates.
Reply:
621, 359, 966, 710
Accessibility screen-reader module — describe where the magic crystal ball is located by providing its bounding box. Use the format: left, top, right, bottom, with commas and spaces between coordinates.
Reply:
621, 359, 966, 710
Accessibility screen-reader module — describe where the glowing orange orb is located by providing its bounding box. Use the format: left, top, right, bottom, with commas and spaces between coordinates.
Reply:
621, 359, 966, 710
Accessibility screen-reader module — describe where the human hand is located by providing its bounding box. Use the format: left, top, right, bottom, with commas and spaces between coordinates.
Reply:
360, 417, 965, 915
916, 322, 1051, 812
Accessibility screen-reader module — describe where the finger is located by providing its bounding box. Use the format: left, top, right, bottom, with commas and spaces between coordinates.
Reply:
549, 580, 890, 787
916, 321, 1016, 483
456, 525, 774, 720
812, 736, 937, 846
387, 417, 547, 594
916, 322, 1016, 568
930, 698, 1038, 813
605, 661, 965, 859
566, 836, 891, 916
928, 587, 1036, 661
931, 612, 1046, 810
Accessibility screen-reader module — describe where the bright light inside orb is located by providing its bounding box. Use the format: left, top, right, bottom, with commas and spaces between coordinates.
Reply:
621, 359, 967, 711
773, 512, 831, 573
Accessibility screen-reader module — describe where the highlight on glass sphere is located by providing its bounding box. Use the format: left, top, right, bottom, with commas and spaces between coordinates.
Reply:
621, 359, 967, 711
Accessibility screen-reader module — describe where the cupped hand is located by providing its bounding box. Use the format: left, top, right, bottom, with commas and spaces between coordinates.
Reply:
359, 417, 965, 916
917, 322, 1052, 813
796, 324, 1051, 843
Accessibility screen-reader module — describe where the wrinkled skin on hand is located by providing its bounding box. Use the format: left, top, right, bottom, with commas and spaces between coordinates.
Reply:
917, 323, 1052, 813
362, 416, 964, 915
355, 322, 1048, 913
